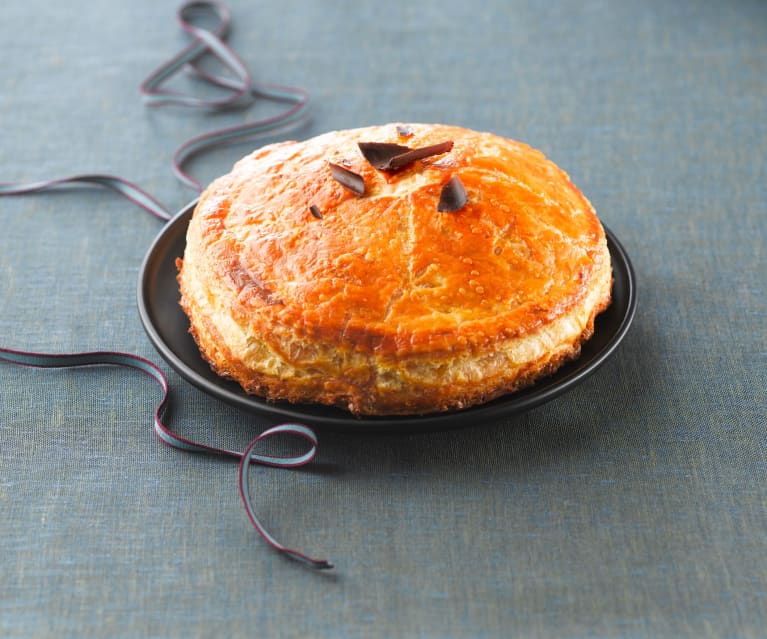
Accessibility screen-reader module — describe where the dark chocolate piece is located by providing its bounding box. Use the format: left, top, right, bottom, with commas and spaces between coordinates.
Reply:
357, 140, 454, 172
328, 162, 365, 196
438, 176, 468, 212
309, 204, 323, 219
357, 142, 411, 170
390, 141, 454, 171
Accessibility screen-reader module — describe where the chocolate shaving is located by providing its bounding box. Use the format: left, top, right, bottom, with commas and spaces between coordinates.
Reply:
438, 175, 468, 212
388, 140, 454, 171
309, 204, 323, 219
328, 162, 365, 196
359, 140, 454, 172
357, 142, 411, 170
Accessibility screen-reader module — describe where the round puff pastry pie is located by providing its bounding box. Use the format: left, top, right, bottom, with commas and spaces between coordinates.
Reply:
177, 123, 612, 416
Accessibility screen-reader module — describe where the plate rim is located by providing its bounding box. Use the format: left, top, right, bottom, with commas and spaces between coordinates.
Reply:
137, 200, 637, 432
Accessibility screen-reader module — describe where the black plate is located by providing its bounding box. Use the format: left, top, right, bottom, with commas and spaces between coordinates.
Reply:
137, 200, 637, 432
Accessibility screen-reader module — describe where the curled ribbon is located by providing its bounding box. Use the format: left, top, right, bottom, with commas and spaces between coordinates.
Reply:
0, 348, 332, 569
0, 0, 310, 213
0, 1, 331, 570
140, 0, 310, 191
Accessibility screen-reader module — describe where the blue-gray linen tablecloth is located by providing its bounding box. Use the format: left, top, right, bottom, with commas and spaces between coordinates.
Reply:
1, 1, 765, 637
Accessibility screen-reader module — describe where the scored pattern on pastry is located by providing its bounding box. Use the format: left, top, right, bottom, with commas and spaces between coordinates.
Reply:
178, 123, 612, 416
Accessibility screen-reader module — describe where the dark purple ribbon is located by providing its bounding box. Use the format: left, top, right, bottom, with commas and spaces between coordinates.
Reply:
0, 1, 331, 570
1, 0, 310, 212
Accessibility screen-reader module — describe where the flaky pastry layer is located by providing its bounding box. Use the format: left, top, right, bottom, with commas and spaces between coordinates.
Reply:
177, 123, 612, 415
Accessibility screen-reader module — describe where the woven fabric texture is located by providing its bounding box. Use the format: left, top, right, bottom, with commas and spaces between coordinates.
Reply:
1, 1, 765, 637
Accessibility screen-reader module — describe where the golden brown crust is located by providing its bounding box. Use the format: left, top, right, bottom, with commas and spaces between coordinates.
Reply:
177, 123, 612, 415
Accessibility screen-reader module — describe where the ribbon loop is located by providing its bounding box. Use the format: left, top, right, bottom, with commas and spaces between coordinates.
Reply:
141, 0, 250, 109
141, 0, 311, 191
2, 0, 310, 202
0, 346, 332, 570
239, 425, 334, 570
